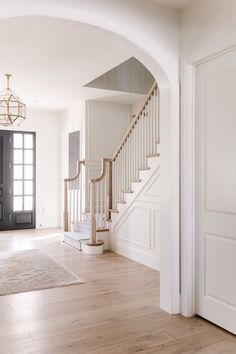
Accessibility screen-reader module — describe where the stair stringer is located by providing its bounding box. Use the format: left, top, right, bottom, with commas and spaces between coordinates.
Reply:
109, 156, 160, 270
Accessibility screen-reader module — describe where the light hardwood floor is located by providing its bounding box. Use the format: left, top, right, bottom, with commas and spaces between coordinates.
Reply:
0, 228, 235, 353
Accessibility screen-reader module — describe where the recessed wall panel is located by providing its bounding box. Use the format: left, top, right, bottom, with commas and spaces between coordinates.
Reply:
206, 71, 236, 214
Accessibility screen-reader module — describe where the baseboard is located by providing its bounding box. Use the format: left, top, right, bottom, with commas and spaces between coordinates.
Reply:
111, 238, 160, 271
96, 231, 109, 251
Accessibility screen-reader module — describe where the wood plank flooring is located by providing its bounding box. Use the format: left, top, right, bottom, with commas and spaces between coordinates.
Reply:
0, 228, 235, 353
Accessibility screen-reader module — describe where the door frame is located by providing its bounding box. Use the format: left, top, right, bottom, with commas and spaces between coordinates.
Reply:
0, 130, 36, 230
181, 40, 236, 316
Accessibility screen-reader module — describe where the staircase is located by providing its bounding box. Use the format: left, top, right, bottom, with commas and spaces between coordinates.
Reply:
63, 82, 160, 254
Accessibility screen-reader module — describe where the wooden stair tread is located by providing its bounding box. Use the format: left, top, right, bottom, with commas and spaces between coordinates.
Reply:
139, 166, 150, 170
109, 209, 119, 213
146, 153, 160, 158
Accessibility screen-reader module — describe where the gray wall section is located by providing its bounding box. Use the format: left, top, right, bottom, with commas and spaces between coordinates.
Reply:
69, 131, 80, 178
85, 57, 155, 95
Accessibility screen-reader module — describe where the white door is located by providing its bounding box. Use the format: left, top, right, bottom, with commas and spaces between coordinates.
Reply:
196, 49, 236, 334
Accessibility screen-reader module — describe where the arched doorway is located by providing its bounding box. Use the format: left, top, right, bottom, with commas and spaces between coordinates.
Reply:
0, 1, 180, 314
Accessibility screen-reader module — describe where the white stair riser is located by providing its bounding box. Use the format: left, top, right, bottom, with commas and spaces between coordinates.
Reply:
81, 243, 103, 255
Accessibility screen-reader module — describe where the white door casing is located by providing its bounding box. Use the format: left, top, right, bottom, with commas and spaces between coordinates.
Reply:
195, 50, 236, 334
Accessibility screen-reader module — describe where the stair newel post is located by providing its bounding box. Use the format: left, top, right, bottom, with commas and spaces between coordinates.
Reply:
64, 180, 69, 232
107, 160, 112, 221
90, 180, 97, 244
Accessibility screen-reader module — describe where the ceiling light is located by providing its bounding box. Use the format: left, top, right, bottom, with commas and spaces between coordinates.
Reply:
0, 74, 26, 126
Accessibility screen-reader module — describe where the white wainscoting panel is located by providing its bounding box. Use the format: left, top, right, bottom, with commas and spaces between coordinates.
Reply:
111, 164, 160, 270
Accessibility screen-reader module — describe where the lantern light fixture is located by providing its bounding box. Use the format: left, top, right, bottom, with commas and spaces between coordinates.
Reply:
0, 74, 26, 126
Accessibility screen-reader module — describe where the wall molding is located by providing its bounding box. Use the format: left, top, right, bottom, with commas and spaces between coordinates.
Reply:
111, 163, 161, 271
113, 165, 160, 231
181, 62, 196, 317
112, 237, 160, 271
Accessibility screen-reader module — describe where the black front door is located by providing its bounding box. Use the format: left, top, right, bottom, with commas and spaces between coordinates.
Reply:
0, 130, 36, 230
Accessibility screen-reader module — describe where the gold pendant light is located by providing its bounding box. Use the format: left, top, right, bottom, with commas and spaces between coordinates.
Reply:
0, 74, 26, 126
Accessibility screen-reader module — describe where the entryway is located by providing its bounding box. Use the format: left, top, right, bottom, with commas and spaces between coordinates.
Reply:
0, 130, 36, 230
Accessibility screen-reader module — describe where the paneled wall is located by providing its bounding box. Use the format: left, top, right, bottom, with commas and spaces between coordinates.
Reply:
60, 100, 130, 213
111, 166, 160, 270
1, 110, 61, 228
85, 100, 130, 209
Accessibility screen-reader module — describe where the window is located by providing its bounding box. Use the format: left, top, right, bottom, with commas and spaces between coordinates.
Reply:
13, 133, 34, 212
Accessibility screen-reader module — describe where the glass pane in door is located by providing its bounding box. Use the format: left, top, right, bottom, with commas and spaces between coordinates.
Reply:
13, 196, 23, 211
13, 134, 23, 148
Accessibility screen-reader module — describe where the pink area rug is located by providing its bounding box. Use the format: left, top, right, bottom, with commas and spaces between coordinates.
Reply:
0, 249, 83, 296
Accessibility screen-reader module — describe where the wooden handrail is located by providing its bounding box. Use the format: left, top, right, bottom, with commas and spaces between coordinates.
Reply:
88, 81, 158, 244
64, 159, 85, 232
90, 157, 112, 183
112, 81, 158, 161
64, 159, 85, 183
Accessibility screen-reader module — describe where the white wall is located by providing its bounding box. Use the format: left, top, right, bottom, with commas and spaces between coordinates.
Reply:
0, 0, 179, 84
60, 104, 85, 179
2, 110, 61, 229
60, 100, 130, 212
181, 0, 236, 59
85, 100, 130, 209
131, 100, 145, 116
86, 100, 130, 162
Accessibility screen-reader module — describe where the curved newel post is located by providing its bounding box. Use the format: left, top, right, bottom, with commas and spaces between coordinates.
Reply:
63, 159, 85, 232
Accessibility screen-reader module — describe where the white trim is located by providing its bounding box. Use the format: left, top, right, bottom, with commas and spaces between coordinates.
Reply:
160, 85, 180, 314
180, 62, 196, 317
112, 238, 160, 271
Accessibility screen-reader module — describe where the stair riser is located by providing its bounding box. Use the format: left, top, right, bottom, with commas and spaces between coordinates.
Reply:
63, 237, 82, 251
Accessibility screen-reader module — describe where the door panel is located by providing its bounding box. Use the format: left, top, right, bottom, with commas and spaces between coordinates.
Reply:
0, 131, 12, 229
0, 130, 36, 230
196, 50, 236, 334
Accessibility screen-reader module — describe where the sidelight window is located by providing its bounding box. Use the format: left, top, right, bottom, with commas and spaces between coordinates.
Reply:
13, 133, 35, 212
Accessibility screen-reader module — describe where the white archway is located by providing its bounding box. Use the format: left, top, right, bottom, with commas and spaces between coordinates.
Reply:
0, 0, 180, 314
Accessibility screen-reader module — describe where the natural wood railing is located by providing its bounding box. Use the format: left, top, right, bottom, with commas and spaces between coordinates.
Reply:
87, 82, 159, 246
64, 160, 85, 232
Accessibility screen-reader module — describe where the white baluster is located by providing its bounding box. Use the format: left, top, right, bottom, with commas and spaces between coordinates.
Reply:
135, 122, 138, 178
148, 97, 151, 155
121, 147, 124, 198
101, 179, 103, 228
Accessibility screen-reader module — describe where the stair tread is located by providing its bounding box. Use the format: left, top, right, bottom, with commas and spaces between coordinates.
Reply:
109, 209, 119, 213
146, 153, 160, 158
64, 232, 89, 241
72, 221, 90, 226
139, 166, 150, 170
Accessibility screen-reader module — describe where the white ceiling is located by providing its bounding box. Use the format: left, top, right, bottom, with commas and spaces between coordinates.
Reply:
146, 0, 193, 9
0, 17, 145, 111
